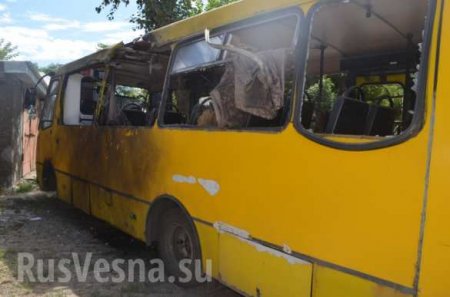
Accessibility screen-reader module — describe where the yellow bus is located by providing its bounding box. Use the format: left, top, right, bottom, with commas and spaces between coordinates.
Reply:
35, 0, 450, 296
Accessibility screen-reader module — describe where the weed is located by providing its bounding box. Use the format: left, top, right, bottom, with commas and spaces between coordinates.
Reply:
15, 180, 37, 194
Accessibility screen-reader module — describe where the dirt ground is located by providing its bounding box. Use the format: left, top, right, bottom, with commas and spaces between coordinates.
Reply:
0, 192, 240, 297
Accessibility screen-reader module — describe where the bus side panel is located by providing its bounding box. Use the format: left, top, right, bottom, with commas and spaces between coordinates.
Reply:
218, 230, 312, 297
195, 222, 220, 279
90, 185, 114, 226
86, 183, 149, 242
109, 192, 148, 241
418, 1, 450, 296
312, 266, 411, 297
55, 172, 72, 203
150, 123, 430, 288
72, 179, 90, 214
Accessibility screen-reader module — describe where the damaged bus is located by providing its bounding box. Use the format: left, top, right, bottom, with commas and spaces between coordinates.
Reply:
36, 0, 450, 296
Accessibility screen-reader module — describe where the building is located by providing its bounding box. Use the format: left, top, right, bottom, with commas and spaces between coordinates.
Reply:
0, 61, 47, 188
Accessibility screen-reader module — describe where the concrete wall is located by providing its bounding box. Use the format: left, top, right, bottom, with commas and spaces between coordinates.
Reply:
0, 62, 46, 188
0, 78, 24, 187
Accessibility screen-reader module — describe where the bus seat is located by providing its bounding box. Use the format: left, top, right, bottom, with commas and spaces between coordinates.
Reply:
301, 101, 314, 129
164, 111, 186, 125
246, 109, 284, 128
365, 105, 396, 136
326, 97, 370, 135
122, 110, 147, 126
147, 93, 162, 126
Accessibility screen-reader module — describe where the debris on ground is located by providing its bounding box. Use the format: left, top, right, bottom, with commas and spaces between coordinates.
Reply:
0, 192, 239, 297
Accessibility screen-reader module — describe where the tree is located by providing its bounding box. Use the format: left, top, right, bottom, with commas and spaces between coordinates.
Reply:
96, 0, 196, 31
192, 0, 236, 13
97, 43, 110, 50
96, 0, 238, 31
306, 77, 338, 111
0, 39, 19, 60
39, 63, 63, 75
204, 0, 236, 11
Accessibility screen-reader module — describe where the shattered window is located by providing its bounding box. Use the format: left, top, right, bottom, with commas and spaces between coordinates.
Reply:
63, 67, 104, 126
172, 36, 225, 74
94, 50, 169, 127
40, 79, 60, 129
80, 77, 101, 117
110, 85, 150, 126
163, 13, 300, 130
299, 0, 429, 144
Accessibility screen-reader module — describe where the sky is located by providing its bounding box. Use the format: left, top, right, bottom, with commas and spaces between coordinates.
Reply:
0, 0, 145, 66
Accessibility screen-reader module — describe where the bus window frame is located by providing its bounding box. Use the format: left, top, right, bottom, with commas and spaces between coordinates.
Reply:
60, 64, 160, 130
97, 68, 158, 129
293, 0, 438, 151
39, 77, 61, 131
158, 7, 304, 133
59, 64, 101, 127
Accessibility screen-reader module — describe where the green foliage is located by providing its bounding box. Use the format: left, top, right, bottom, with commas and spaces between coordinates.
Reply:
39, 63, 63, 75
116, 85, 146, 97
361, 83, 405, 119
97, 43, 110, 50
306, 77, 338, 111
15, 180, 37, 194
96, 0, 238, 31
191, 0, 204, 16
362, 84, 404, 105
205, 0, 236, 11
306, 76, 406, 124
96, 0, 196, 31
136, 0, 199, 30
115, 85, 148, 102
0, 39, 19, 60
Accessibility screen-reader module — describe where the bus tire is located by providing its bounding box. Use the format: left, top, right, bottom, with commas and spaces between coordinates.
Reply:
157, 208, 202, 287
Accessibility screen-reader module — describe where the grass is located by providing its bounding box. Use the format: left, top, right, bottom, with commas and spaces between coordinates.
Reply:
0, 248, 34, 295
120, 283, 149, 295
0, 248, 14, 261
15, 180, 37, 193
0, 248, 6, 259
0, 249, 18, 274
90, 290, 111, 297
47, 290, 68, 297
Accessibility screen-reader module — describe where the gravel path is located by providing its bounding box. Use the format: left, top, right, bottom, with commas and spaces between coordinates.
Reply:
0, 192, 240, 297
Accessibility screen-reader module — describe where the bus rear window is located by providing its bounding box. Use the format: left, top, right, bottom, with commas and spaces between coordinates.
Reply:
299, 0, 429, 145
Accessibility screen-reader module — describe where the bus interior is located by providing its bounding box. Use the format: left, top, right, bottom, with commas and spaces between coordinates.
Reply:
62, 42, 170, 127
162, 13, 300, 129
301, 0, 428, 139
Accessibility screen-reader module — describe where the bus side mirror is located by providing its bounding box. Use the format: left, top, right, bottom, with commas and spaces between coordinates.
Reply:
23, 71, 56, 109
24, 88, 37, 109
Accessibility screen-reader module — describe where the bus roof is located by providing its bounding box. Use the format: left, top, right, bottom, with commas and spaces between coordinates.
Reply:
56, 0, 307, 75
56, 43, 124, 75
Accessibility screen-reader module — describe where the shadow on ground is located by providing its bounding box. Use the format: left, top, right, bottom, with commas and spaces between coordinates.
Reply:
0, 192, 240, 297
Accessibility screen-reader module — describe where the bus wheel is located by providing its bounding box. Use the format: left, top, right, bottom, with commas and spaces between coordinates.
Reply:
157, 208, 201, 287
42, 163, 56, 191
